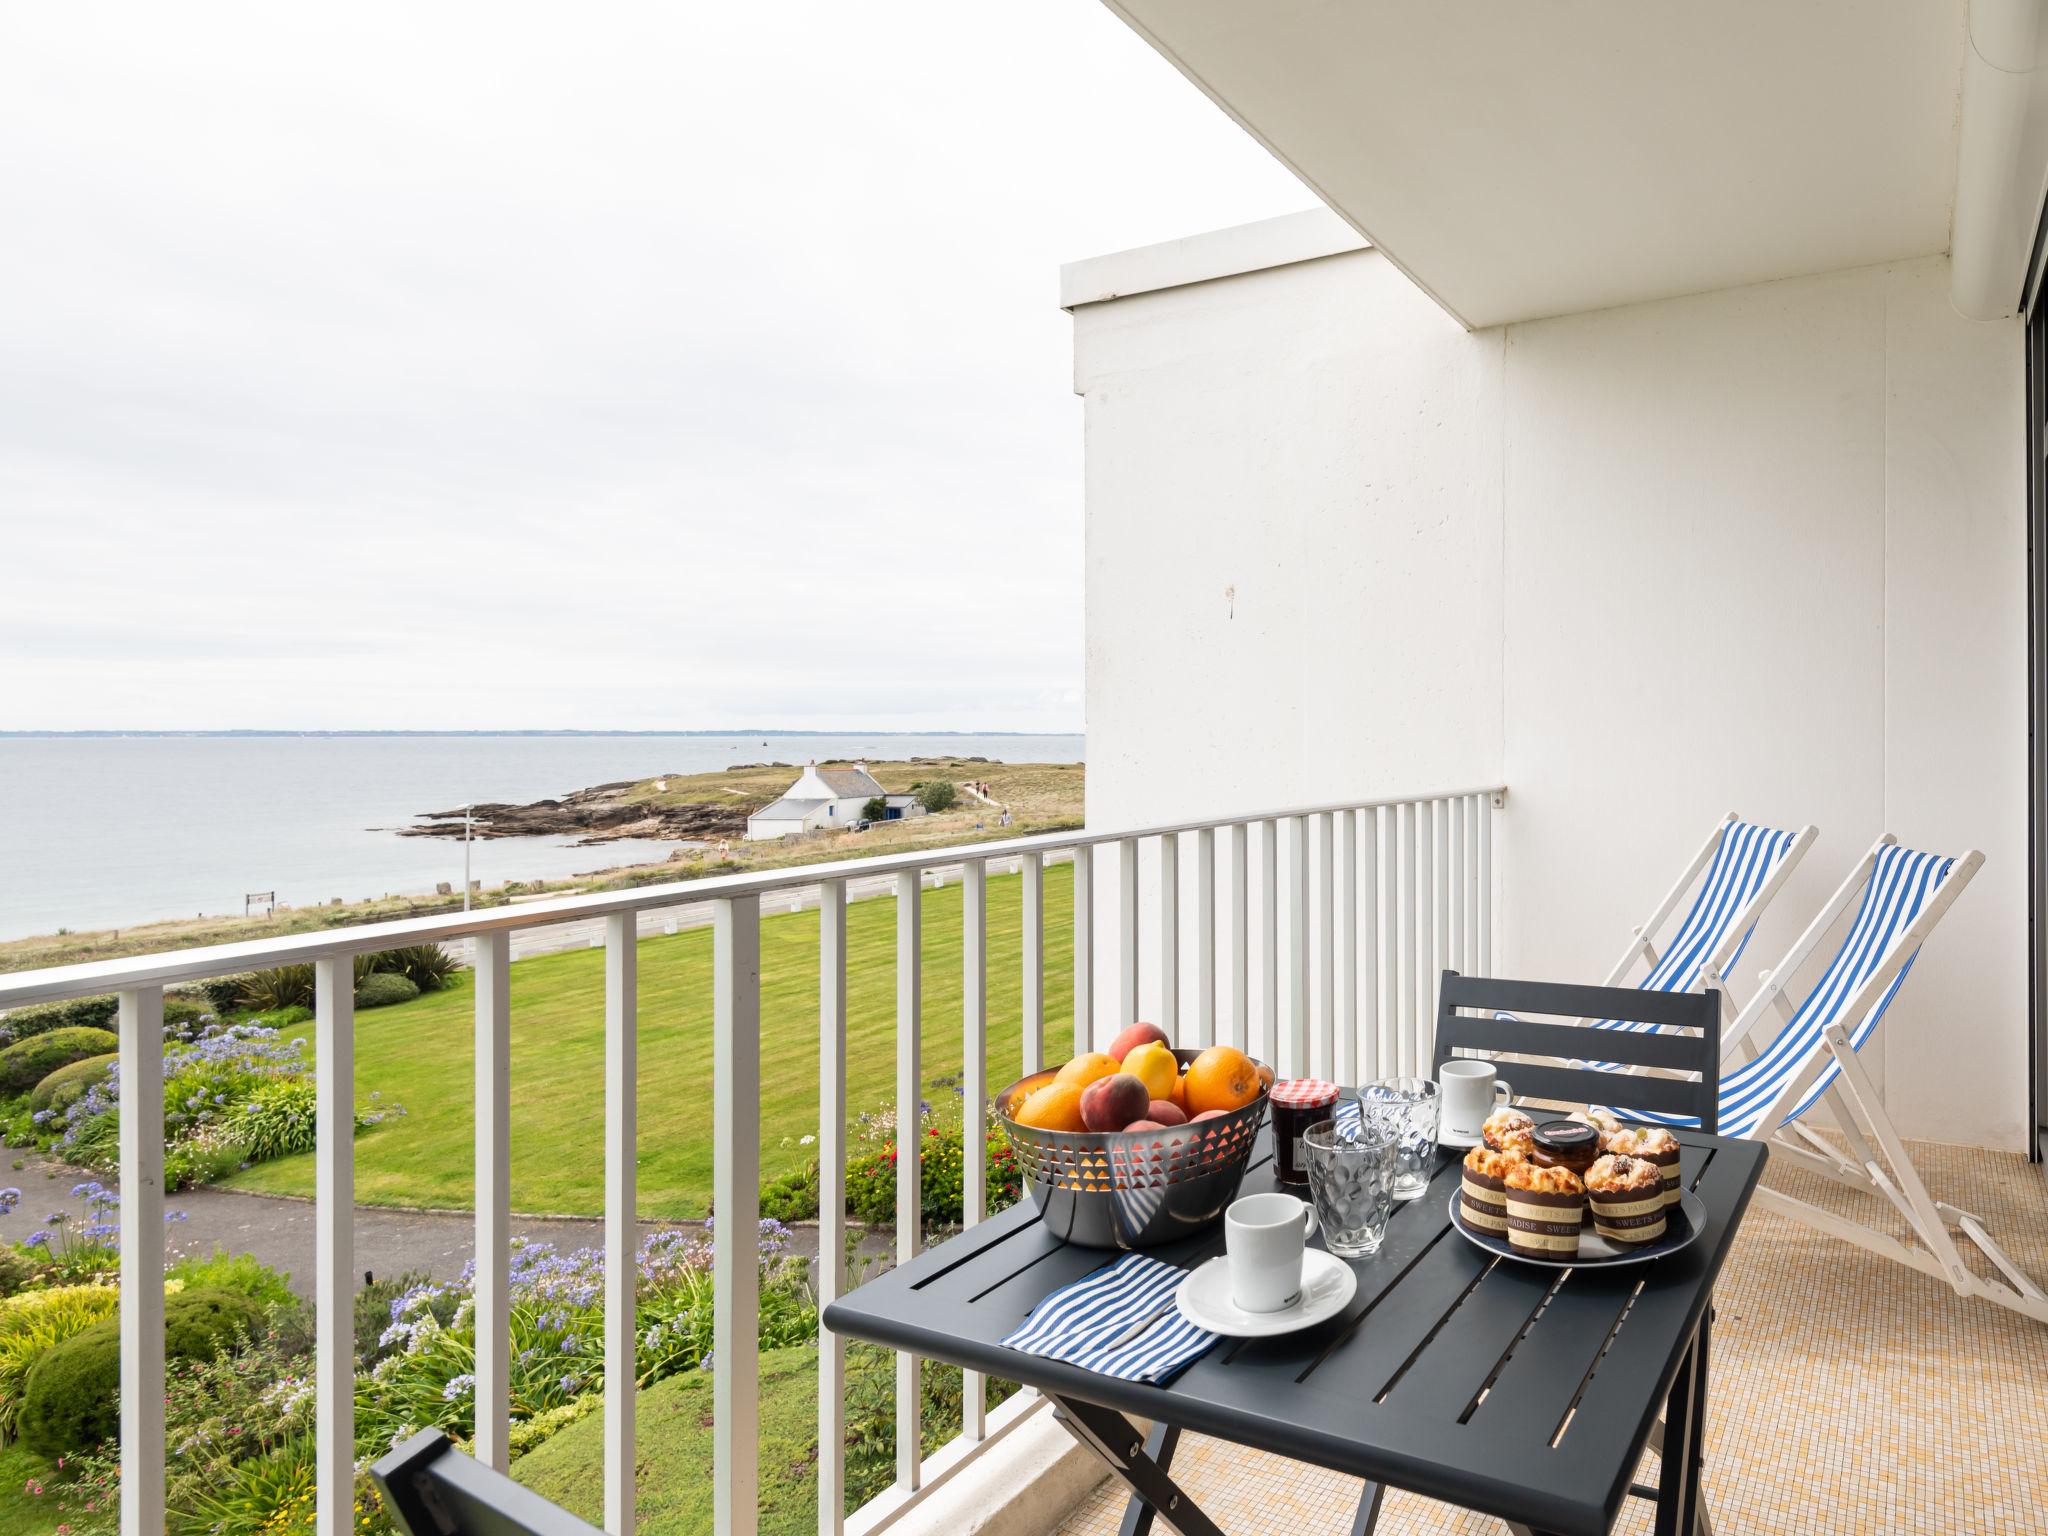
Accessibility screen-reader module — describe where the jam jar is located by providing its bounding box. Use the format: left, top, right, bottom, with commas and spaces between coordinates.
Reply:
1269, 1078, 1341, 1186
1529, 1120, 1601, 1179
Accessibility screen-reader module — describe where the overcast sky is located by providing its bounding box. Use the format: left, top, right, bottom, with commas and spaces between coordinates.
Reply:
0, 4, 1307, 734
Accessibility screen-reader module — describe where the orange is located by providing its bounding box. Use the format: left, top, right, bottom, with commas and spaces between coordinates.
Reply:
1014, 1081, 1086, 1133
1122, 1040, 1179, 1101
1183, 1045, 1262, 1115
1167, 1072, 1190, 1114
1054, 1052, 1120, 1090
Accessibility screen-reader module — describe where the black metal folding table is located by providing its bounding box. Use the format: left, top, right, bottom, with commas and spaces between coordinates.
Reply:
823, 1125, 1764, 1536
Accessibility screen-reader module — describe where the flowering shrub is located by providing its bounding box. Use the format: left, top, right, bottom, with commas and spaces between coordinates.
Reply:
844, 1101, 1022, 1229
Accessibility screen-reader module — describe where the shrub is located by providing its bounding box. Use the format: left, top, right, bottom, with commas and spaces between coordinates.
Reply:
0, 1027, 118, 1099
366, 944, 459, 993
843, 1105, 1022, 1230
0, 1247, 35, 1298
234, 965, 315, 1013
28, 1051, 115, 1113
0, 1282, 122, 1439
195, 974, 255, 1013
353, 972, 421, 1010
760, 1164, 820, 1223
0, 995, 118, 1046
18, 1286, 265, 1456
166, 1247, 296, 1310
161, 995, 215, 1041
235, 1077, 319, 1160
912, 780, 958, 813
861, 795, 888, 822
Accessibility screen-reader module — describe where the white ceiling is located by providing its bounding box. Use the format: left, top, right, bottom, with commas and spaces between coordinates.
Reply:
1102, 1, 1968, 329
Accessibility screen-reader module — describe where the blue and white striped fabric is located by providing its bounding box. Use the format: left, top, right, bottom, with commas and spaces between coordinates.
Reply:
1619, 843, 1953, 1140
1001, 1253, 1218, 1383
1593, 819, 1798, 1032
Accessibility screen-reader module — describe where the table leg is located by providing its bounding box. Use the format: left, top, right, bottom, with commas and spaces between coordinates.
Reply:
1118, 1421, 1181, 1536
1348, 1481, 1385, 1535
1652, 1316, 1709, 1536
1048, 1393, 1225, 1536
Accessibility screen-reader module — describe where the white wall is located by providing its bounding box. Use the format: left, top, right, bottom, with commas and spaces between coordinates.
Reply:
1072, 235, 2027, 1148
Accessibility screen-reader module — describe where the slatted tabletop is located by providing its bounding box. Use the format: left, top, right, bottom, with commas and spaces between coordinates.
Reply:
824, 1124, 1765, 1536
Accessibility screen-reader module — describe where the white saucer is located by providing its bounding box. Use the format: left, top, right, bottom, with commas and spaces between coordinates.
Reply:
1174, 1250, 1358, 1337
1437, 1124, 1485, 1149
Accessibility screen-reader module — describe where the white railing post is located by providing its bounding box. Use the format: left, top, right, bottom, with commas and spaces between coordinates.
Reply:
1156, 833, 1179, 1033
603, 913, 638, 1535
1416, 800, 1435, 1071
1283, 816, 1309, 1078
1398, 803, 1417, 1078
313, 961, 353, 1536
1020, 853, 1044, 1076
894, 871, 922, 1492
1257, 820, 1279, 1066
474, 930, 512, 1471
714, 895, 763, 1536
1194, 827, 1216, 1048
1448, 799, 1465, 980
1115, 837, 1139, 1031
1464, 794, 1481, 975
961, 858, 987, 1441
1480, 795, 1495, 976
1226, 823, 1247, 1052
1336, 809, 1357, 1088
1362, 808, 1382, 1083
818, 879, 848, 1536
1434, 800, 1450, 1035
1072, 844, 1094, 1053
1313, 812, 1335, 1080
119, 986, 165, 1536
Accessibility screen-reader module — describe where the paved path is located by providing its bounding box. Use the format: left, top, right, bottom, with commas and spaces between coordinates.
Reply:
16, 1151, 891, 1302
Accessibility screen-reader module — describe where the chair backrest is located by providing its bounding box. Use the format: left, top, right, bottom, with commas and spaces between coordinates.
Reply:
1435, 972, 1721, 1131
1635, 818, 1804, 993
374, 1431, 602, 1536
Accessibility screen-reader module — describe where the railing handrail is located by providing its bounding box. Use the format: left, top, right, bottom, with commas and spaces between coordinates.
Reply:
0, 786, 1506, 1007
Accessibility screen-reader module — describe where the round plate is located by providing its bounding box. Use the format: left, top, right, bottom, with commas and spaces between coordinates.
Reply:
1447, 1188, 1708, 1269
1436, 1124, 1484, 1149
1174, 1249, 1358, 1337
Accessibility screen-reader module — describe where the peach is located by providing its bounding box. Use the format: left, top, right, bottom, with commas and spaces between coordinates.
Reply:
1146, 1100, 1187, 1126
1190, 1108, 1229, 1122
1106, 1021, 1170, 1063
1080, 1072, 1149, 1132
1124, 1119, 1166, 1133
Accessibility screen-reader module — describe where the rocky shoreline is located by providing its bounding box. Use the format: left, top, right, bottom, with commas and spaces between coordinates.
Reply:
403, 779, 749, 845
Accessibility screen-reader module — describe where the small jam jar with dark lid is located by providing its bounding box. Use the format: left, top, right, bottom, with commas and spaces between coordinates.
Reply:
1270, 1078, 1340, 1185
1529, 1120, 1601, 1178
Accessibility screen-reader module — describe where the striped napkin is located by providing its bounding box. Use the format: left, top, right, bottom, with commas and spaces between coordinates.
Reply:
1333, 1097, 1364, 1137
1001, 1253, 1217, 1383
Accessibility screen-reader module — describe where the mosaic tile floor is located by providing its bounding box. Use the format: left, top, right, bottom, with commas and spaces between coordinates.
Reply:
1052, 1137, 2048, 1535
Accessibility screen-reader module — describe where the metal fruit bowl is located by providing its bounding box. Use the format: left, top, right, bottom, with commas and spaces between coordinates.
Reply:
993, 1048, 1272, 1250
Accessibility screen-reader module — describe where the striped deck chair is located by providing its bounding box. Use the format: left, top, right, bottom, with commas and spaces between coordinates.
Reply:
1615, 836, 2044, 1324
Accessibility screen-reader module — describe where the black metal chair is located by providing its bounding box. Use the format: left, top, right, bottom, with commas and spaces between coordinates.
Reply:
1432, 970, 1720, 1131
372, 1432, 602, 1536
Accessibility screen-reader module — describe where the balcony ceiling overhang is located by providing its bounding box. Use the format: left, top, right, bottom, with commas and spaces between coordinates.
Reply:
1102, 0, 1969, 329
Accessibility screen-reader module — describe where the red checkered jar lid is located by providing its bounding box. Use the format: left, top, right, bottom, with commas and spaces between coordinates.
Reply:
1270, 1077, 1339, 1108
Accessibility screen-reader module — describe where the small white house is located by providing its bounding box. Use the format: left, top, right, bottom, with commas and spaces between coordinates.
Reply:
743, 761, 925, 840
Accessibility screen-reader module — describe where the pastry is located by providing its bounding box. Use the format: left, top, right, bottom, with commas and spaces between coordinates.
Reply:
1586, 1153, 1669, 1245
1482, 1107, 1536, 1156
1460, 1145, 1522, 1234
1503, 1161, 1586, 1259
1603, 1125, 1683, 1207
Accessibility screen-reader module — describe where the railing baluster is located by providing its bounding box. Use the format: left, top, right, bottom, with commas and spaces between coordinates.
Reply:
893, 872, 922, 1492
312, 962, 352, 1536
818, 880, 847, 1536
1072, 845, 1094, 1052
119, 986, 165, 1536
961, 858, 987, 1441
1479, 795, 1495, 975
1284, 816, 1308, 1079
1156, 832, 1179, 1033
603, 913, 637, 1536
1337, 809, 1357, 1088
1398, 803, 1417, 1077
1116, 837, 1139, 1031
1448, 800, 1465, 983
715, 895, 763, 1536
1226, 824, 1248, 1052
474, 930, 512, 1471
1314, 812, 1335, 1080
1194, 827, 1216, 1047
1416, 800, 1435, 1072
1253, 819, 1269, 1073
1434, 800, 1450, 1043
1021, 852, 1043, 1075
1465, 795, 1482, 975
1362, 808, 1381, 1082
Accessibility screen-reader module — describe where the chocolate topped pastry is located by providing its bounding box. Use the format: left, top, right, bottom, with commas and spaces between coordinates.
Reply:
1460, 1145, 1523, 1234
1603, 1125, 1683, 1207
1503, 1161, 1585, 1259
1482, 1107, 1536, 1156
1585, 1153, 1668, 1246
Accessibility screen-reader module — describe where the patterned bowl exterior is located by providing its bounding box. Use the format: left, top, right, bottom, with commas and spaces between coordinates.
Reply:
993, 1048, 1271, 1249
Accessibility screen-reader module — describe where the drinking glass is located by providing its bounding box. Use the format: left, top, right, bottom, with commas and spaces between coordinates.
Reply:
1359, 1077, 1441, 1202
1303, 1119, 1398, 1258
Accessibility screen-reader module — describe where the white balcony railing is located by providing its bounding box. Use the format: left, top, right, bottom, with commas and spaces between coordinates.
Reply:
0, 786, 1502, 1536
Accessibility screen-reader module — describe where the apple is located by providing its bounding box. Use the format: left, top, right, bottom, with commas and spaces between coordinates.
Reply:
1080, 1072, 1149, 1132
1124, 1119, 1166, 1133
1106, 1021, 1170, 1063
1146, 1100, 1187, 1126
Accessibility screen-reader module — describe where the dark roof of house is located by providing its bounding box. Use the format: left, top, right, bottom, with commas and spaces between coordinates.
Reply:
815, 765, 885, 797
751, 798, 827, 821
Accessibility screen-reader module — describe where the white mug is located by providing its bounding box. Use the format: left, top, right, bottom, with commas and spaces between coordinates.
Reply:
1224, 1192, 1319, 1313
1438, 1059, 1513, 1136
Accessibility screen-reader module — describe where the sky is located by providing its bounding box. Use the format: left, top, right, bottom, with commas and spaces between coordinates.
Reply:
0, 4, 1309, 734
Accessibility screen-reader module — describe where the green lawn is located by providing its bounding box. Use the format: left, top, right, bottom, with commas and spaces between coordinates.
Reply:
223, 865, 1078, 1218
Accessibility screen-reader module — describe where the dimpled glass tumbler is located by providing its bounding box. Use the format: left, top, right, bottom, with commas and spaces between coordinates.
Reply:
1303, 1119, 1399, 1258
1359, 1076, 1441, 1202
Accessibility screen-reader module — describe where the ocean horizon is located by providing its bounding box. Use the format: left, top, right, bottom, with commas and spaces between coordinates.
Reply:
1, 731, 1084, 939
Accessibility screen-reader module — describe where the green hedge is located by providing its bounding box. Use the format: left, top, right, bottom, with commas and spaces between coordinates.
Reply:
0, 1028, 119, 1100
353, 972, 421, 1010
27, 1052, 115, 1114
17, 1288, 267, 1457
0, 995, 117, 1043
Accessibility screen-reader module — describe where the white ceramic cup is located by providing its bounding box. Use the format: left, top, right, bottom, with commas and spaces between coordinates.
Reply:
1224, 1192, 1319, 1313
1438, 1059, 1513, 1136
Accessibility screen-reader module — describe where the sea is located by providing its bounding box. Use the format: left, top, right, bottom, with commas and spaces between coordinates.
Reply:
0, 733, 1085, 940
